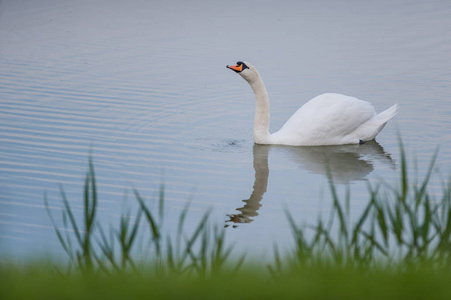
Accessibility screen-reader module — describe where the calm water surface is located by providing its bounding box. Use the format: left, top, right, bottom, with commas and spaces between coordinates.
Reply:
1, 0, 451, 262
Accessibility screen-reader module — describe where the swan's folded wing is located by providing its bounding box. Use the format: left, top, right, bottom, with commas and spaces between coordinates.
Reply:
273, 93, 376, 145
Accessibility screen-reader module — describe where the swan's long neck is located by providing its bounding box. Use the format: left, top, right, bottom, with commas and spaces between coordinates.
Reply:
247, 75, 271, 144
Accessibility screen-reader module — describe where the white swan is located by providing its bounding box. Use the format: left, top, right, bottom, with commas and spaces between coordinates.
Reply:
226, 61, 398, 146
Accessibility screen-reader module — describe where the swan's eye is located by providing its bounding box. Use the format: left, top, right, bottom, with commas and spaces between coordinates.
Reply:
237, 62, 249, 71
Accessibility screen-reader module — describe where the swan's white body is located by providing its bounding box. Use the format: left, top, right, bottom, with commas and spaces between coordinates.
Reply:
228, 61, 398, 146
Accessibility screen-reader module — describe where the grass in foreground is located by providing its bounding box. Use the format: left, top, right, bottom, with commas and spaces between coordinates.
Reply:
3, 263, 451, 300
42, 158, 243, 277
273, 142, 451, 273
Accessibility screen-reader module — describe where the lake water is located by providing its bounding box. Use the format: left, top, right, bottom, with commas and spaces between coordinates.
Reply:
1, 0, 451, 263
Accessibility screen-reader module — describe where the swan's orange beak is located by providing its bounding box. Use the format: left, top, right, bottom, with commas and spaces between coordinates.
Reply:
226, 64, 243, 72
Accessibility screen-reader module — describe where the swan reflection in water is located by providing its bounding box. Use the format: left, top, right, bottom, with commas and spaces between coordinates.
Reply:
225, 141, 395, 227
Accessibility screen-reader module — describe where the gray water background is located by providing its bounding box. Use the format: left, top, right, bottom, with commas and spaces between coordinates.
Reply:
1, 0, 451, 262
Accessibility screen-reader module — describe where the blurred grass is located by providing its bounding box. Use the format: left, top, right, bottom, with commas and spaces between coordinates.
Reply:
3, 263, 451, 299
269, 139, 451, 276
43, 157, 244, 277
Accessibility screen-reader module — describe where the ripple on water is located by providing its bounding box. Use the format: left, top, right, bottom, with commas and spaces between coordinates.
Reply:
182, 138, 252, 153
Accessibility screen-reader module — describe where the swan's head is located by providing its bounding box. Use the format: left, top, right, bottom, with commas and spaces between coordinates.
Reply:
226, 61, 260, 84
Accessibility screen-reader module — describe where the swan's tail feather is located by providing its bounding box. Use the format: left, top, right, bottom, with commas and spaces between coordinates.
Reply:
358, 104, 398, 141
375, 104, 399, 124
